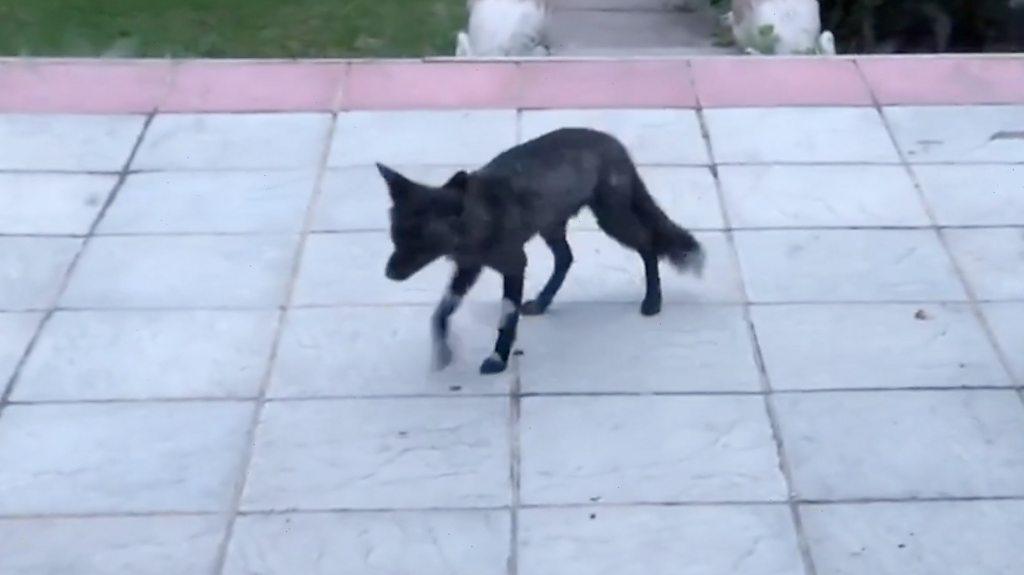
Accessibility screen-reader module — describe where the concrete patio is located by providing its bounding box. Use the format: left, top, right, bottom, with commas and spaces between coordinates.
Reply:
0, 57, 1023, 575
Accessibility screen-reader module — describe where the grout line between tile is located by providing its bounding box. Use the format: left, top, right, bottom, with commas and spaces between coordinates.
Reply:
5, 493, 1023, 522
208, 112, 339, 575
508, 355, 522, 575
692, 81, 820, 575
2, 159, 1022, 178
3, 384, 1020, 407
0, 114, 156, 414
5, 298, 1024, 316
7, 221, 1024, 240
860, 64, 1024, 408
507, 107, 525, 575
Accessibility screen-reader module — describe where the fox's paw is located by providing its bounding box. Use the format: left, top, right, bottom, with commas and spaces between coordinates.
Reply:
479, 354, 508, 375
521, 299, 548, 316
433, 342, 454, 371
641, 295, 662, 316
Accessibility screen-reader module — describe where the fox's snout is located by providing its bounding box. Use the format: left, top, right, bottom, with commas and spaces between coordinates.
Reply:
385, 255, 412, 281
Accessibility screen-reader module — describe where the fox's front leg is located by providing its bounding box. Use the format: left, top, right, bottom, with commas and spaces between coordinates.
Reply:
480, 271, 525, 375
432, 266, 481, 370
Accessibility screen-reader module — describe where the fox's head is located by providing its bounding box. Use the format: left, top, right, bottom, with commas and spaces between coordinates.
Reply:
377, 163, 468, 281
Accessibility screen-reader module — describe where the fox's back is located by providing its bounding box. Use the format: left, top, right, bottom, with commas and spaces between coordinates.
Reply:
473, 128, 637, 227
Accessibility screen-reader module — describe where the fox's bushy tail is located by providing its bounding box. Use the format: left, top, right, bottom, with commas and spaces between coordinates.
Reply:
632, 175, 705, 276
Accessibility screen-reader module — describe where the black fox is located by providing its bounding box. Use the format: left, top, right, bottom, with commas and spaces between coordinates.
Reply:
378, 128, 705, 375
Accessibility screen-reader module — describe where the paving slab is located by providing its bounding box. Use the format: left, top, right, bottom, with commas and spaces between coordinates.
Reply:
0, 237, 82, 310
223, 511, 509, 575
943, 227, 1024, 301
520, 396, 787, 505
518, 303, 760, 393
0, 114, 144, 171
133, 113, 331, 170
242, 398, 510, 511
0, 173, 116, 234
0, 312, 42, 392
14, 310, 279, 401
0, 515, 225, 575
61, 235, 298, 309
705, 107, 900, 164
773, 390, 1024, 500
0, 402, 253, 514
752, 303, 1012, 390
98, 171, 317, 234
520, 505, 805, 575
719, 165, 929, 228
980, 302, 1024, 383
802, 501, 1024, 575
331, 110, 517, 167
734, 230, 967, 303
915, 165, 1024, 227
269, 306, 514, 398
885, 105, 1024, 163
520, 108, 708, 164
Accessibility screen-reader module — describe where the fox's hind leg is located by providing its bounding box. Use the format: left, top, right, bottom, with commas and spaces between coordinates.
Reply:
640, 250, 662, 316
591, 195, 663, 316
432, 265, 481, 370
522, 224, 573, 316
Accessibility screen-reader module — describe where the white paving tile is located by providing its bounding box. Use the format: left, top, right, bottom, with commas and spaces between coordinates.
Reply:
0, 173, 116, 234
526, 231, 744, 304
223, 511, 509, 575
99, 171, 316, 234
520, 396, 786, 505
133, 113, 331, 170
885, 105, 1024, 163
0, 312, 41, 392
520, 505, 805, 575
242, 398, 510, 510
571, 166, 724, 231
0, 402, 253, 514
773, 390, 1024, 500
0, 237, 82, 310
734, 230, 966, 302
705, 107, 898, 163
719, 165, 929, 228
915, 165, 1024, 226
14, 310, 278, 401
0, 516, 224, 575
943, 227, 1024, 301
802, 501, 1024, 575
331, 110, 517, 166
981, 302, 1024, 383
270, 306, 512, 398
61, 235, 297, 308
0, 114, 144, 171
294, 232, 501, 305
752, 304, 1010, 390
519, 304, 759, 393
313, 166, 460, 231
520, 109, 708, 164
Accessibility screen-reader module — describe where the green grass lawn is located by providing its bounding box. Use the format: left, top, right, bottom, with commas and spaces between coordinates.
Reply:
0, 0, 467, 58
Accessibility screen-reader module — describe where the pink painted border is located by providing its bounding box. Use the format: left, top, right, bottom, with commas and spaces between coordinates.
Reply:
0, 56, 1021, 113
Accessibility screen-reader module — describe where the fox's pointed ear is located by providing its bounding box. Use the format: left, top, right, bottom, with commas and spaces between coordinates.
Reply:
377, 163, 411, 201
443, 170, 470, 191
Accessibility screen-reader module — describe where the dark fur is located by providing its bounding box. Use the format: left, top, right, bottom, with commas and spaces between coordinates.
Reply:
378, 128, 704, 375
